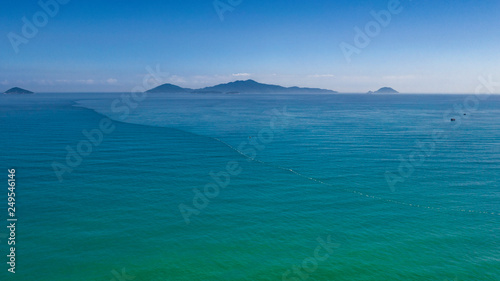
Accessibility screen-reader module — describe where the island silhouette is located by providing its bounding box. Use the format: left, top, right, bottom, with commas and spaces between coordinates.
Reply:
367, 87, 399, 94
147, 79, 338, 94
3, 87, 34, 94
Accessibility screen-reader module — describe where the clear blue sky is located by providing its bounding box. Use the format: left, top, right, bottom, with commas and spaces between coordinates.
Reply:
1, 0, 499, 93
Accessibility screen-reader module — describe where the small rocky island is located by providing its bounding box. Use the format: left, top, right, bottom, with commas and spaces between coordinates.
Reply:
3, 87, 34, 94
367, 87, 399, 94
147, 79, 337, 94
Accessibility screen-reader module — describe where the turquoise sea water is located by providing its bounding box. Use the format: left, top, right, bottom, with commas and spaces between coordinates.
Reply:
0, 93, 499, 280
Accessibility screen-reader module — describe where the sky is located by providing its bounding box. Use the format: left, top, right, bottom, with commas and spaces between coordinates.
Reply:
1, 0, 499, 93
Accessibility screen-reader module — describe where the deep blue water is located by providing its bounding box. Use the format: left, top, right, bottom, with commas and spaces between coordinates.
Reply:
0, 92, 499, 280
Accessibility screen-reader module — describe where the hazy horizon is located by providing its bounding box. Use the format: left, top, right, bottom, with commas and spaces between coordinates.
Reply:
2, 0, 499, 93
4, 78, 500, 94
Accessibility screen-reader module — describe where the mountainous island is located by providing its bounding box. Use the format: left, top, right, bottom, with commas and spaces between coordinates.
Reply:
3, 87, 34, 94
147, 79, 337, 94
1, 83, 399, 95
367, 87, 399, 94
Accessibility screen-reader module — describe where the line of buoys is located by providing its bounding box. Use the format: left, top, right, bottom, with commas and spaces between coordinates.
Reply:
451, 113, 468, 121
213, 137, 500, 217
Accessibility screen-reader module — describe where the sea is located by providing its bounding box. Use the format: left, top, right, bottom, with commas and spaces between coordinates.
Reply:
0, 92, 499, 281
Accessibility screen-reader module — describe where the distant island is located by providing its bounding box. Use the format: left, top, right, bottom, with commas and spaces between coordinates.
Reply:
367, 87, 399, 94
3, 87, 34, 94
1, 83, 399, 95
147, 79, 337, 94
146, 83, 191, 93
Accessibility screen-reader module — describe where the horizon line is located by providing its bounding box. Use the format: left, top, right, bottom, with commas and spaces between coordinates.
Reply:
3, 78, 498, 95
3, 91, 499, 95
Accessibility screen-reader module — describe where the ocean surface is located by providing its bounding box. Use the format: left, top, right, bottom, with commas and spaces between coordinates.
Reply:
0, 92, 499, 281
